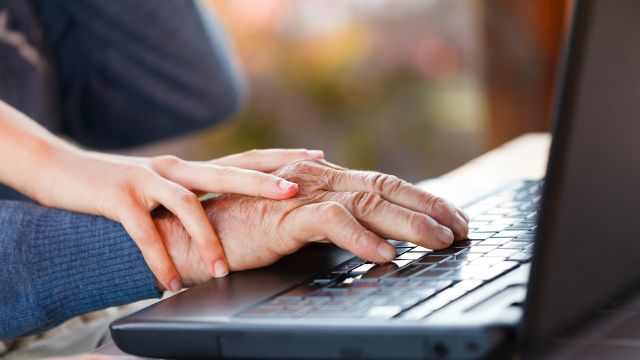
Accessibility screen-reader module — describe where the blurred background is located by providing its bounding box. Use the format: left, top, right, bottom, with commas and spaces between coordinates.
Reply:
134, 0, 572, 183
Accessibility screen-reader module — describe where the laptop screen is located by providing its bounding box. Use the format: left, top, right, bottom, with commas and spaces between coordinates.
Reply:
524, 0, 640, 347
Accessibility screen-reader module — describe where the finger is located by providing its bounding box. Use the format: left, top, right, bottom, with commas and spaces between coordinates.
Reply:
151, 180, 229, 279
284, 201, 396, 263
209, 149, 324, 171
327, 170, 468, 240
458, 209, 470, 222
153, 156, 299, 200
119, 205, 182, 292
327, 192, 454, 249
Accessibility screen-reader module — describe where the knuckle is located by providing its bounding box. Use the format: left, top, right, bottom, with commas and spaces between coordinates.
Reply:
349, 228, 369, 249
319, 201, 346, 222
290, 159, 315, 172
422, 196, 454, 218
152, 155, 182, 170
352, 192, 384, 217
410, 214, 433, 237
433, 198, 456, 222
370, 172, 402, 194
175, 190, 200, 206
275, 159, 319, 178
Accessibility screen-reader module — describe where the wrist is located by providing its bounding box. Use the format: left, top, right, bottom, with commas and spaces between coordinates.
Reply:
25, 140, 86, 206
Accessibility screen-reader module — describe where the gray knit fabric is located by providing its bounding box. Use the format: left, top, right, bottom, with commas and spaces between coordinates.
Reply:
0, 201, 161, 340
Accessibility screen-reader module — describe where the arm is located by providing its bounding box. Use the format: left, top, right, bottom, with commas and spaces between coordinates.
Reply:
0, 201, 160, 340
0, 100, 322, 293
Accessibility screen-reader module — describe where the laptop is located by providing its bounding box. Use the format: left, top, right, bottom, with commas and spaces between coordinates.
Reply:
110, 0, 640, 358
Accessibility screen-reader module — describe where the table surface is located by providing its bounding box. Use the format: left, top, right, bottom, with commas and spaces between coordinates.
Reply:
96, 133, 640, 359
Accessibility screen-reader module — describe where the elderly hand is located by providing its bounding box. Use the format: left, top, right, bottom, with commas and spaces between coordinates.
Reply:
155, 159, 468, 287
32, 148, 323, 292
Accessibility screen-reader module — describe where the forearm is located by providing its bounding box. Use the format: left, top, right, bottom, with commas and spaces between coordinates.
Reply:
0, 201, 161, 340
0, 100, 79, 201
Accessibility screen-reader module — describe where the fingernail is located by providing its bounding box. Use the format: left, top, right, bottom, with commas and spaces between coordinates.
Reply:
278, 180, 297, 192
436, 226, 454, 245
307, 150, 324, 158
377, 242, 396, 262
169, 278, 182, 292
213, 259, 229, 278
458, 209, 470, 222
455, 213, 468, 238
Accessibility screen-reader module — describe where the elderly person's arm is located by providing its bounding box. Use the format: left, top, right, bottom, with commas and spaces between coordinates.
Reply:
0, 201, 160, 339
0, 160, 468, 339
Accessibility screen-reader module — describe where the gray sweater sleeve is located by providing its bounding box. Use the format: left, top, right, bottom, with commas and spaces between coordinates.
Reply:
0, 201, 161, 340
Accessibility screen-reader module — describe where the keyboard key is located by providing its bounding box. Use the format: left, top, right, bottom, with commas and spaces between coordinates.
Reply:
493, 230, 526, 238
396, 252, 425, 260
499, 241, 529, 249
414, 269, 452, 279
401, 286, 468, 320
509, 223, 535, 230
391, 260, 413, 268
359, 263, 403, 279
491, 217, 519, 225
409, 278, 453, 289
509, 252, 533, 262
469, 257, 505, 266
351, 264, 376, 274
485, 249, 521, 258
453, 279, 483, 292
453, 253, 483, 261
445, 265, 489, 280
410, 246, 433, 252
476, 224, 510, 233
331, 261, 365, 274
485, 208, 515, 215
500, 201, 522, 208
473, 261, 518, 281
479, 238, 512, 246
515, 233, 535, 240
451, 240, 481, 248
432, 260, 468, 269
385, 264, 434, 278
431, 248, 465, 256
472, 214, 503, 221
467, 232, 495, 240
405, 287, 438, 301
414, 255, 451, 264
388, 240, 415, 248
468, 245, 498, 253
468, 221, 489, 229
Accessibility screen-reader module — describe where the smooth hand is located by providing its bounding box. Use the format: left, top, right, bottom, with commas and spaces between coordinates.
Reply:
156, 159, 469, 286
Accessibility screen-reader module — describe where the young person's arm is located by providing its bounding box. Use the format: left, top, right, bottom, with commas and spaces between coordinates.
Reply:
0, 100, 322, 292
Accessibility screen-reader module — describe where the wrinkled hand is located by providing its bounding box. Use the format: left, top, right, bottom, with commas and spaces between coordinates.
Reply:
156, 159, 468, 286
30, 147, 322, 292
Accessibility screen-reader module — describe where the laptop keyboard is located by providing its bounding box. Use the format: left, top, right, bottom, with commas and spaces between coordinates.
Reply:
239, 180, 542, 321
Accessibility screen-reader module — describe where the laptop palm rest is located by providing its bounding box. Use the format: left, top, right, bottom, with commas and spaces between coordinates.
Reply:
114, 243, 353, 324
